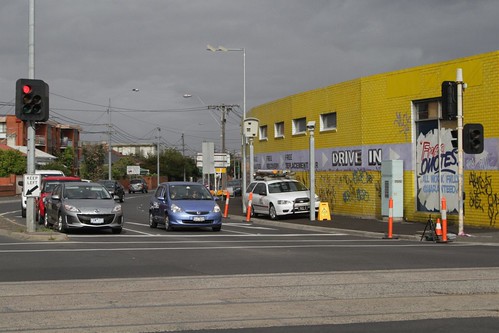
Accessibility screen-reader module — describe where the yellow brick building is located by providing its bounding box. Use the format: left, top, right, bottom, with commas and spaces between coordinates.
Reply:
248, 50, 499, 229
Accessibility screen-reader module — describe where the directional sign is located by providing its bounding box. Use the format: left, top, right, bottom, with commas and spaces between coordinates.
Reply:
23, 174, 41, 198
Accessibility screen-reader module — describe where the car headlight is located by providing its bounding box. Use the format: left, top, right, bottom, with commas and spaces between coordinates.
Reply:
213, 204, 221, 213
277, 200, 292, 205
64, 204, 80, 213
112, 205, 122, 213
171, 203, 183, 213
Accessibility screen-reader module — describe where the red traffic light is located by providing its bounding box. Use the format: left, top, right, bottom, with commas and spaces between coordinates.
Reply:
22, 85, 32, 94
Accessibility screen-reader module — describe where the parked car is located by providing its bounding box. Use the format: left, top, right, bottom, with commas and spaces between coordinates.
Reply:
227, 179, 242, 197
98, 180, 125, 202
44, 182, 124, 234
19, 169, 65, 218
243, 171, 320, 220
149, 181, 222, 232
129, 178, 148, 194
37, 176, 81, 226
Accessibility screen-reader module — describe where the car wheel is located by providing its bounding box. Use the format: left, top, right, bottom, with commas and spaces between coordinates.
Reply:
120, 195, 124, 203
165, 215, 174, 231
129, 190, 132, 194
212, 225, 221, 232
269, 204, 279, 220
57, 214, 66, 233
21, 207, 26, 218
44, 212, 51, 228
149, 212, 158, 228
112, 228, 122, 234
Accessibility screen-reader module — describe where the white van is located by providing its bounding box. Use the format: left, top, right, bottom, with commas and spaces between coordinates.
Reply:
19, 170, 65, 218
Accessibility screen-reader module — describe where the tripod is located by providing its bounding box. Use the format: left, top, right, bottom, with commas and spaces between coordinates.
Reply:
420, 214, 438, 242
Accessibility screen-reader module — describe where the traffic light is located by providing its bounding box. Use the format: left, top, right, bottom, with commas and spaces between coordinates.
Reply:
15, 78, 49, 122
463, 123, 484, 154
441, 81, 457, 120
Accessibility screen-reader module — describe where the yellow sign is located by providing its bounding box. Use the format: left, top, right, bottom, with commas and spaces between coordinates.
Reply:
215, 167, 226, 174
318, 202, 331, 221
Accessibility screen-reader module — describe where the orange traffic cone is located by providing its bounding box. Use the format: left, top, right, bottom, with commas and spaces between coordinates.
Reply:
435, 218, 443, 238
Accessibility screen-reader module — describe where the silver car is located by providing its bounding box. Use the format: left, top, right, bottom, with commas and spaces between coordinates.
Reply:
44, 182, 124, 234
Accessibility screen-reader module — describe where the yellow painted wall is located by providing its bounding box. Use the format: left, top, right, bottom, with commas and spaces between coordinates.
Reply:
249, 51, 499, 229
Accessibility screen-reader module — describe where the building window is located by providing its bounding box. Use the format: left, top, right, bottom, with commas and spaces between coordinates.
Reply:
292, 117, 307, 135
274, 122, 284, 138
259, 125, 268, 140
415, 99, 439, 121
320, 112, 337, 131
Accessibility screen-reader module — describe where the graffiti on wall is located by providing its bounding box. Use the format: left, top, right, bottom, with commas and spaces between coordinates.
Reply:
394, 111, 411, 141
468, 171, 498, 227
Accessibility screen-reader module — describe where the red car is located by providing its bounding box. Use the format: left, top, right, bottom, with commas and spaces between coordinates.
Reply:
37, 176, 81, 226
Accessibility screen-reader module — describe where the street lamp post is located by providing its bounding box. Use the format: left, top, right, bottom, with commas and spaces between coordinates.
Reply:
157, 127, 161, 187
107, 89, 139, 180
207, 45, 247, 206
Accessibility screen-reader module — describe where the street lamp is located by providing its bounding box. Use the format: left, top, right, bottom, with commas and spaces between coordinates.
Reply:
207, 44, 247, 205
108, 88, 139, 180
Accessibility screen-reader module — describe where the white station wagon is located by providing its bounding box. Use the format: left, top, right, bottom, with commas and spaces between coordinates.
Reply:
243, 175, 320, 220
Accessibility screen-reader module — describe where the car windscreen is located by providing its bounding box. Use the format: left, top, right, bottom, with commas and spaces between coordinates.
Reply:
64, 185, 112, 199
169, 184, 212, 200
268, 181, 308, 193
43, 180, 80, 193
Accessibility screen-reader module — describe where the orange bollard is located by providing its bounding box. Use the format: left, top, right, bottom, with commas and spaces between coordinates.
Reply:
441, 197, 448, 243
384, 197, 397, 239
223, 192, 230, 218
387, 197, 393, 239
245, 192, 253, 222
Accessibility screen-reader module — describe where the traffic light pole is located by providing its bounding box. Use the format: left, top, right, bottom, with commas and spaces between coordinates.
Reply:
26, 0, 36, 232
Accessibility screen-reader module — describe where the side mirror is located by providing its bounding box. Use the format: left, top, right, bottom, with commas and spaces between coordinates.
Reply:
18, 180, 24, 187
51, 194, 60, 201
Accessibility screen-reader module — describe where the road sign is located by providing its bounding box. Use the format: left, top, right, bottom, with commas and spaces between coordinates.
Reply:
23, 174, 41, 197
127, 165, 141, 175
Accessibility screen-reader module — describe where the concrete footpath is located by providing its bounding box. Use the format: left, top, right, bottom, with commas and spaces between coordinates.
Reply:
1, 195, 498, 244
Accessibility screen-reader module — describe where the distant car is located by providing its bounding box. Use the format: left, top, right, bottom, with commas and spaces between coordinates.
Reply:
243, 177, 320, 220
149, 181, 222, 232
129, 178, 148, 194
44, 182, 124, 234
227, 179, 242, 197
37, 176, 81, 226
98, 180, 125, 202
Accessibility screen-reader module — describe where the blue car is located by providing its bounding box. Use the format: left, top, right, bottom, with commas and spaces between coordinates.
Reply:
149, 182, 222, 231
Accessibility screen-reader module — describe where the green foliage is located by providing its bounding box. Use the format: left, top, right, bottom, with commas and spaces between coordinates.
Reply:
112, 155, 140, 179
40, 147, 76, 175
141, 147, 200, 181
80, 144, 106, 181
0, 149, 26, 176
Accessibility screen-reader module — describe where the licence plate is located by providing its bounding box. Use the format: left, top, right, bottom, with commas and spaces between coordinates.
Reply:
91, 217, 104, 224
193, 216, 205, 222
297, 206, 309, 211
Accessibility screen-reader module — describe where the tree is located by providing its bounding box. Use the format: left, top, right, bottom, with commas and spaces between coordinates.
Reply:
112, 155, 139, 179
41, 147, 75, 175
0, 149, 26, 177
141, 148, 200, 181
80, 144, 106, 181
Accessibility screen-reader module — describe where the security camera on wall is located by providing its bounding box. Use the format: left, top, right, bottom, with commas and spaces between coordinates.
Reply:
306, 121, 316, 131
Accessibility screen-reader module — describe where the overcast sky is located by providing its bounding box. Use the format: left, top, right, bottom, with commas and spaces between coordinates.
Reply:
1, 0, 498, 155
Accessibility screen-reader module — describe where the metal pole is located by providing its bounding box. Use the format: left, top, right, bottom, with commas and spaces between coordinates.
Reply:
242, 48, 247, 209
108, 98, 112, 180
182, 133, 186, 181
26, 0, 36, 232
157, 127, 161, 187
456, 68, 465, 235
309, 126, 316, 221
249, 138, 254, 183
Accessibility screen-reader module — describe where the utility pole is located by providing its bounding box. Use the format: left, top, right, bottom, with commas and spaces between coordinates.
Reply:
208, 104, 239, 189
182, 133, 186, 181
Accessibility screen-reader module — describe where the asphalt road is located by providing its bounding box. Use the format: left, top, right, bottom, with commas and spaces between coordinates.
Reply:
0, 193, 498, 333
